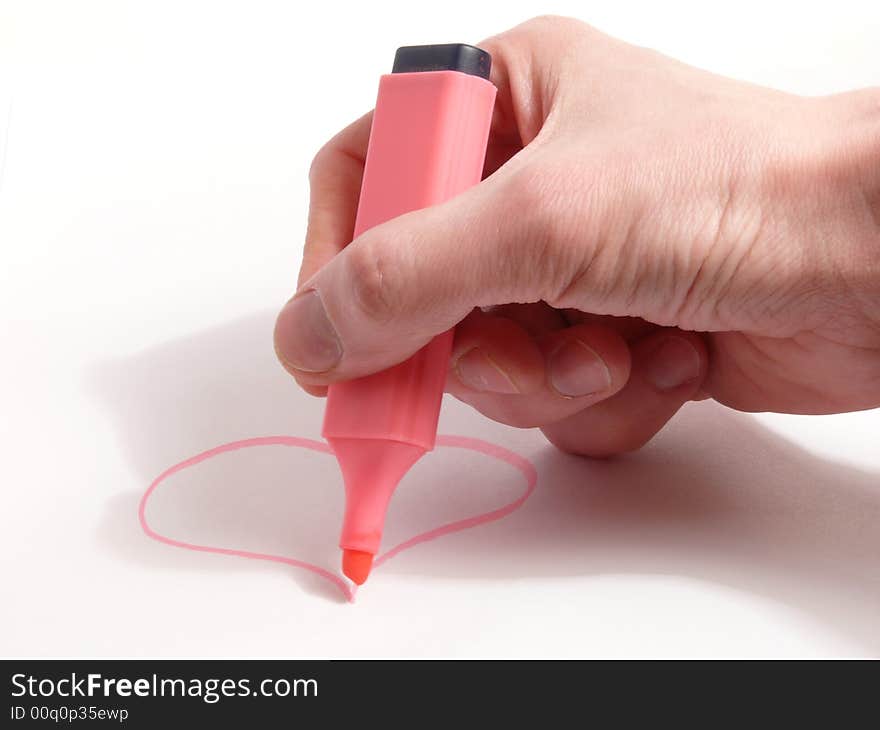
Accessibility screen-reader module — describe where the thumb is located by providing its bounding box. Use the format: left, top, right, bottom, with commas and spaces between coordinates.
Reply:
274, 172, 552, 383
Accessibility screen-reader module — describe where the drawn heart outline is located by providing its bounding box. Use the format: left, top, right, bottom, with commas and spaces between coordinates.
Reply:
139, 434, 538, 602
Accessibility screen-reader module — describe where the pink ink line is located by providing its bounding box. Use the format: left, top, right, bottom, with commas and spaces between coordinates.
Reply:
139, 434, 538, 603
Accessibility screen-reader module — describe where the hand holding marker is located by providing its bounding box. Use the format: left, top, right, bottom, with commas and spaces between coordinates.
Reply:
275, 18, 880, 585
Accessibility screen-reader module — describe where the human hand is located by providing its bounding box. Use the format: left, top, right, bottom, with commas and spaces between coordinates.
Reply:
274, 16, 880, 456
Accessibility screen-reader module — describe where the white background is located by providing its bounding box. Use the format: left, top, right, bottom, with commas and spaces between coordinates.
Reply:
1, 0, 878, 657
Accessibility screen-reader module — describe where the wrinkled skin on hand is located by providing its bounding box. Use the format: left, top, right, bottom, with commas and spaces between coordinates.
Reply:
275, 16, 880, 456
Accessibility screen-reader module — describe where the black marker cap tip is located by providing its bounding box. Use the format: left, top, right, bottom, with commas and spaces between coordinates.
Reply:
392, 43, 491, 80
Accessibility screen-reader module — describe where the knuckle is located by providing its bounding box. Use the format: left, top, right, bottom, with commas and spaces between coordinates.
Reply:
344, 237, 398, 324
500, 169, 557, 245
502, 166, 546, 210
544, 428, 650, 458
502, 413, 544, 429
498, 165, 584, 302
604, 431, 653, 455
308, 143, 333, 185
523, 14, 588, 38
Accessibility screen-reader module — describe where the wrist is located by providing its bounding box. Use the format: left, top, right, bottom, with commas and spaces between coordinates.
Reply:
825, 89, 880, 328
828, 88, 880, 219
780, 90, 880, 333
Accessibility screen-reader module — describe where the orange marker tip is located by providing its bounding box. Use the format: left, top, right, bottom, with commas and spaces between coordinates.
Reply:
342, 549, 374, 585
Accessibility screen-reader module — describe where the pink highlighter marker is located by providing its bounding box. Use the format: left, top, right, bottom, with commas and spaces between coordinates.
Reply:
321, 44, 497, 585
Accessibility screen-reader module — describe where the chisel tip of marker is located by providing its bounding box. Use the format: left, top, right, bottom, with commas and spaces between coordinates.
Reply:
342, 549, 374, 585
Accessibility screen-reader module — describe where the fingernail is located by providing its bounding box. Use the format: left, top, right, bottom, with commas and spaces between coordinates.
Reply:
644, 336, 702, 391
275, 290, 342, 372
455, 348, 520, 394
548, 340, 612, 397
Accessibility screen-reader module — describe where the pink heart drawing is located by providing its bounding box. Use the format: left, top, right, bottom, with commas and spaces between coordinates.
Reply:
139, 434, 538, 602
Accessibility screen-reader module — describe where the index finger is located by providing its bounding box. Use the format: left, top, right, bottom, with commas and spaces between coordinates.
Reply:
299, 111, 373, 287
